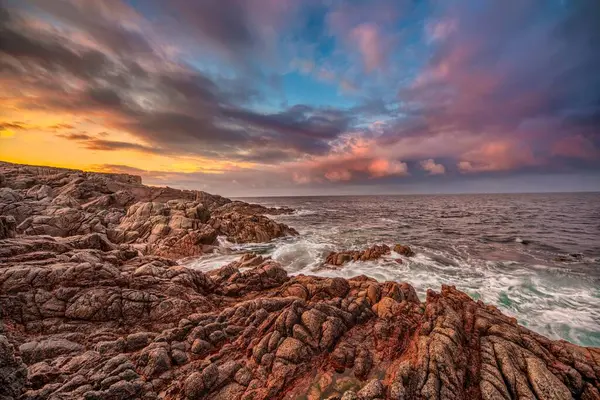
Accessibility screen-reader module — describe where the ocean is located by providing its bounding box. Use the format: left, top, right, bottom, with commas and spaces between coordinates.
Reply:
185, 193, 600, 347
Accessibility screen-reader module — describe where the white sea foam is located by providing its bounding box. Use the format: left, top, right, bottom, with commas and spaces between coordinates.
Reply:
183, 253, 240, 272
271, 237, 335, 272
291, 209, 318, 216
216, 235, 235, 248
186, 239, 600, 346
186, 193, 600, 346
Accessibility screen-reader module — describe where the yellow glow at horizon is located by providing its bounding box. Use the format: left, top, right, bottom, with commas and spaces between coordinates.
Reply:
0, 129, 15, 139
0, 116, 256, 175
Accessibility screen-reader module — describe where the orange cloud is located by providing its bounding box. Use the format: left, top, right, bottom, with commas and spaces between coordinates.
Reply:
368, 158, 408, 178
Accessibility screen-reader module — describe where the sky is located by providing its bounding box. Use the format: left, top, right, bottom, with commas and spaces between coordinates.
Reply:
0, 0, 599, 196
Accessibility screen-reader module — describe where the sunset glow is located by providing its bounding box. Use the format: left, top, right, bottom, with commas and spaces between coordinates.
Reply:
1, 0, 598, 196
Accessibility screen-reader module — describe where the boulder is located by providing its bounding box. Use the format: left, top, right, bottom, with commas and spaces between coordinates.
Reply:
393, 243, 414, 257
0, 215, 17, 239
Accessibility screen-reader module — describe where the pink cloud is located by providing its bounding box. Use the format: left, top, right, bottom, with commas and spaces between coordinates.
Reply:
325, 169, 352, 182
420, 159, 446, 175
551, 134, 599, 160
368, 159, 408, 177
457, 161, 474, 172
351, 23, 384, 72
458, 141, 537, 173
286, 150, 409, 184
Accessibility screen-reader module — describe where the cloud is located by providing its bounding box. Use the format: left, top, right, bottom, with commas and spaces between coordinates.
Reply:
457, 161, 474, 173
58, 133, 94, 141
325, 169, 352, 182
551, 134, 600, 161
0, 2, 353, 164
457, 141, 537, 173
368, 159, 408, 177
1, 0, 599, 194
0, 122, 27, 131
351, 23, 385, 72
83, 139, 165, 155
420, 159, 445, 175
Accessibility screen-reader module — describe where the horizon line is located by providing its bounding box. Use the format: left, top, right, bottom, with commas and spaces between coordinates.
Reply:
233, 190, 600, 199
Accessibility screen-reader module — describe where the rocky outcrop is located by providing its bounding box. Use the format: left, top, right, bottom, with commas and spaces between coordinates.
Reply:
0, 161, 297, 259
209, 212, 298, 244
210, 201, 294, 216
1, 162, 599, 399
325, 244, 415, 266
1, 246, 598, 399
326, 244, 392, 266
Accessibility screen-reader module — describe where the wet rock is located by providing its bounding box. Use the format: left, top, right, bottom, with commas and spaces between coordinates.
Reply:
326, 244, 391, 266
393, 244, 414, 257
211, 201, 294, 216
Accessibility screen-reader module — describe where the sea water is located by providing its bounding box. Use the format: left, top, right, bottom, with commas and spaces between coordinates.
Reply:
185, 193, 600, 347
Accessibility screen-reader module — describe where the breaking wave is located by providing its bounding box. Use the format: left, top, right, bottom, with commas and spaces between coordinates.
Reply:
188, 193, 600, 347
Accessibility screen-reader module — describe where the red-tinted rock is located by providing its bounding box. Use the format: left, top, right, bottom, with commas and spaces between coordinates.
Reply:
325, 244, 392, 266
0, 162, 598, 400
392, 243, 415, 257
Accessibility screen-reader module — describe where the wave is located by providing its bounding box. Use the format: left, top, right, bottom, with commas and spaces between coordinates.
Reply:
185, 192, 600, 346
290, 209, 318, 216
271, 236, 335, 272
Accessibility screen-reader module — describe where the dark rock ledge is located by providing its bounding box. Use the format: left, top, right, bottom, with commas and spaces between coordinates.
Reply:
0, 161, 599, 400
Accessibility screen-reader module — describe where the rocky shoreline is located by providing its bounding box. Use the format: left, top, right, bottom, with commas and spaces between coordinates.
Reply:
1, 161, 599, 400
